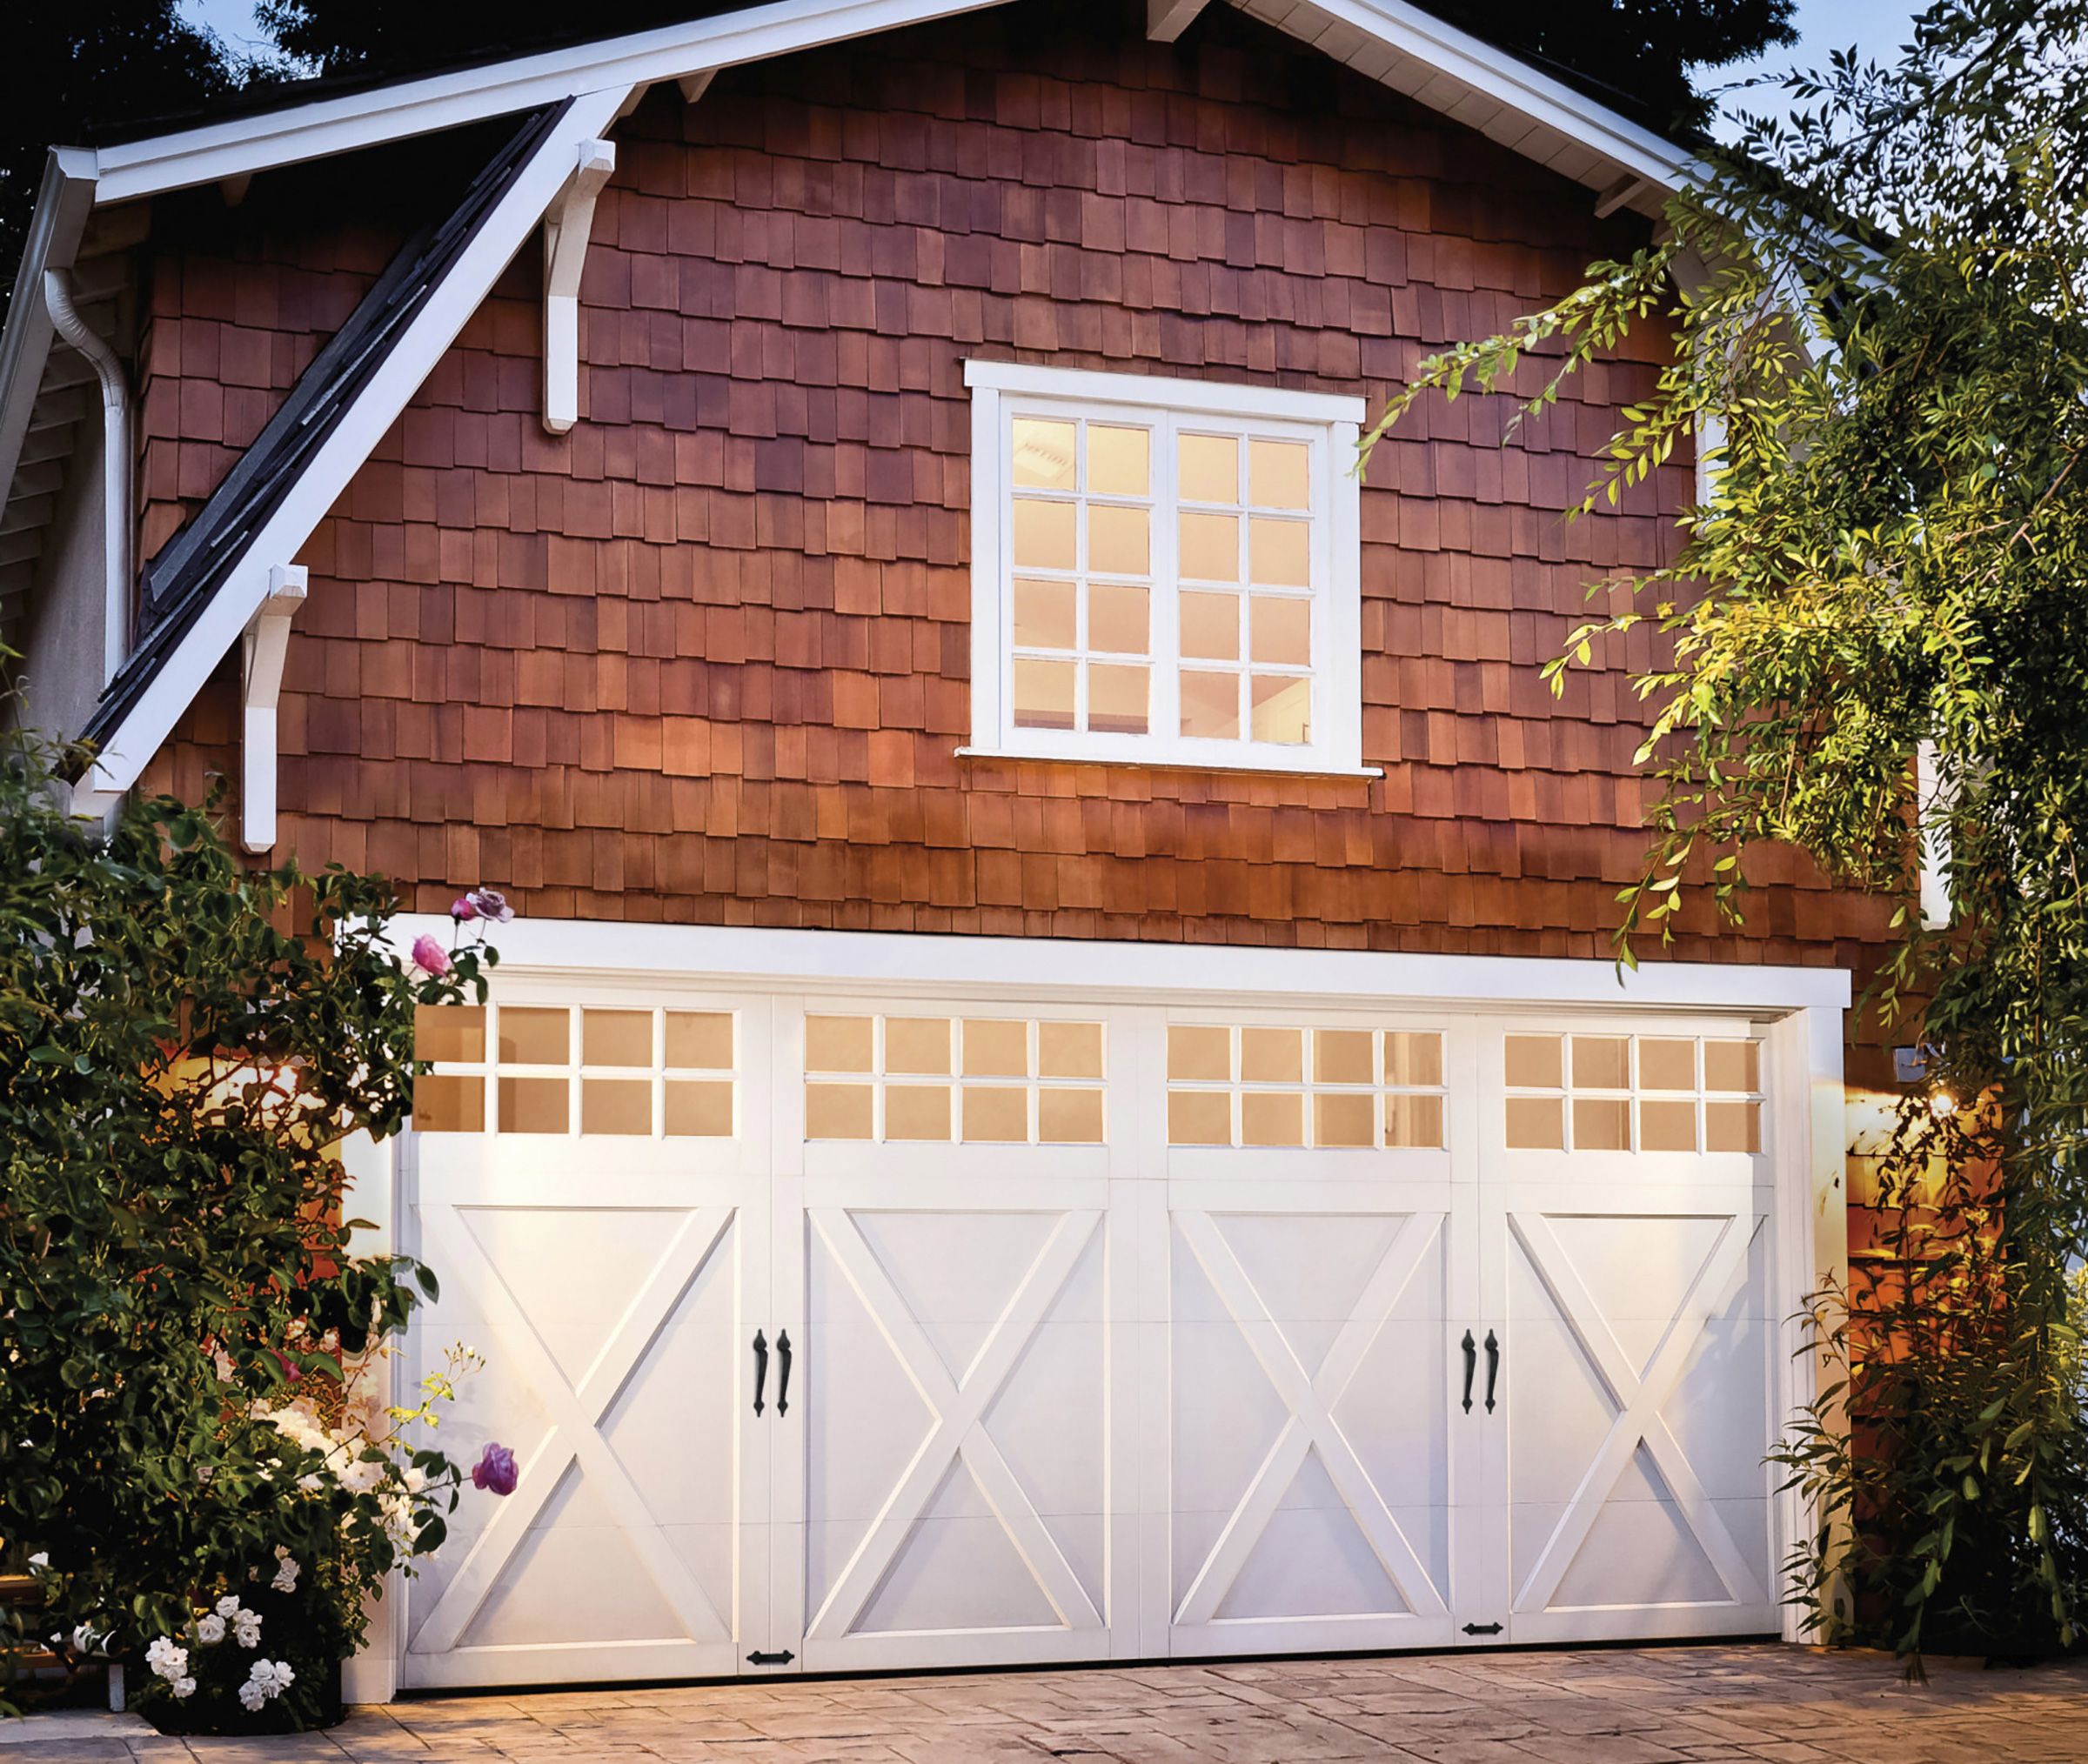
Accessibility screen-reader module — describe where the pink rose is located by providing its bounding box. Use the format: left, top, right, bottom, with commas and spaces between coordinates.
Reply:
450, 896, 478, 922
472, 1442, 518, 1496
411, 934, 452, 976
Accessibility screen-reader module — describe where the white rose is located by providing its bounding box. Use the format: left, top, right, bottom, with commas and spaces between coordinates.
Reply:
171, 1677, 197, 1701
194, 1614, 226, 1645
215, 1595, 243, 1620
232, 1610, 263, 1649
237, 1680, 267, 1712
270, 1554, 301, 1594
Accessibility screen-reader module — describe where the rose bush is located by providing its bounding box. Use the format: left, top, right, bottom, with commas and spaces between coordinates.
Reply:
0, 724, 509, 1729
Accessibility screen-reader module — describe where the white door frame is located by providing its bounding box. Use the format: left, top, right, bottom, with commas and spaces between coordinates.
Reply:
350, 919, 1849, 1698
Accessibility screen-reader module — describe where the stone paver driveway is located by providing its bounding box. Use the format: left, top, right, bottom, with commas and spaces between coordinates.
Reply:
17, 1644, 2088, 1763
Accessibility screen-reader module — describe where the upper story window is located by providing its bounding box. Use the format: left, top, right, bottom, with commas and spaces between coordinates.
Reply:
963, 362, 1372, 777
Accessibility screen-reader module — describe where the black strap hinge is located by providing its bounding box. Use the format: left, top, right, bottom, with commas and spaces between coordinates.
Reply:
1462, 1622, 1503, 1636
746, 1648, 795, 1667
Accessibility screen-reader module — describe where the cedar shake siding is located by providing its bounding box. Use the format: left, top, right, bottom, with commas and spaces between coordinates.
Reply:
132, 0, 1894, 978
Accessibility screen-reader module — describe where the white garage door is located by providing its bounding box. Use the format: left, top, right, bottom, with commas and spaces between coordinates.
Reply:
398, 986, 1782, 1687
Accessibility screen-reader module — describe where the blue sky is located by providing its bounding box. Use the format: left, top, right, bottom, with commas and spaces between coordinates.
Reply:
177, 0, 1924, 133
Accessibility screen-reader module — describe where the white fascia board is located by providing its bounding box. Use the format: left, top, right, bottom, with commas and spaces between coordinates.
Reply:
389, 914, 1852, 1016
1290, 0, 1705, 196
90, 0, 1005, 205
73, 88, 632, 813
964, 357, 1366, 424
0, 150, 98, 514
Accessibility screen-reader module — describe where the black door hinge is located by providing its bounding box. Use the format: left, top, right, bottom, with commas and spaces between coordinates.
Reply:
1462, 1622, 1503, 1636
746, 1648, 796, 1667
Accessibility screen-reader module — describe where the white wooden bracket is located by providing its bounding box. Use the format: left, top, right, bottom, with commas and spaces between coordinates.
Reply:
1594, 173, 1653, 218
1147, 0, 1211, 40
678, 70, 716, 104
541, 138, 618, 435
241, 565, 307, 854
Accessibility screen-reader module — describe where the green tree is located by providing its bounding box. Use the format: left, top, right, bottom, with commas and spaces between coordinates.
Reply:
1362, 0, 2088, 1667
3, 2, 240, 309
0, 728, 498, 1727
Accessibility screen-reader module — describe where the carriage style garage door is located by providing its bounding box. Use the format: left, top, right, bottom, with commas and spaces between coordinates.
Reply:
397, 978, 1789, 1688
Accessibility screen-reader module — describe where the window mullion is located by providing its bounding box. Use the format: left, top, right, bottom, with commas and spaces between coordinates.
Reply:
1155, 408, 1181, 750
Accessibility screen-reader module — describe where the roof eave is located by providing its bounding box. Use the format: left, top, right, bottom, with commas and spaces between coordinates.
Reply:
0, 150, 99, 532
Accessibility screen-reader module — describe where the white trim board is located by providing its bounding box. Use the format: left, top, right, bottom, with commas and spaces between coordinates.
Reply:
390, 914, 1851, 1015
77, 0, 1696, 209
72, 90, 632, 814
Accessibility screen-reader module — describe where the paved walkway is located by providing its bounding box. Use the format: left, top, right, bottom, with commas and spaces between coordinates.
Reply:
10, 1644, 2088, 1763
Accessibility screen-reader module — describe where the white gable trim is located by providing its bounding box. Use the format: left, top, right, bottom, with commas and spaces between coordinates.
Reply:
81, 0, 1695, 210
73, 87, 632, 816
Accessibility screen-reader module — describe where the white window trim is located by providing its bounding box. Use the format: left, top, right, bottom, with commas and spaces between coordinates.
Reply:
963, 359, 1376, 779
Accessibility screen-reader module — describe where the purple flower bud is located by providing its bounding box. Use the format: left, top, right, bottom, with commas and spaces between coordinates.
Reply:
450, 896, 478, 922
411, 934, 452, 977
472, 1442, 518, 1496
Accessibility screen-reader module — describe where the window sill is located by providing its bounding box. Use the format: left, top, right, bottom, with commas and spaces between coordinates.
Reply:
955, 746, 1383, 782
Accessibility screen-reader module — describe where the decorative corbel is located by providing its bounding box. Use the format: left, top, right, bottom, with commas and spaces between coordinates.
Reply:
1147, 0, 1211, 40
241, 565, 307, 854
541, 138, 618, 435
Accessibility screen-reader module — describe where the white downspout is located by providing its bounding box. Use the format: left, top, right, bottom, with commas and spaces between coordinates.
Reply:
44, 269, 131, 687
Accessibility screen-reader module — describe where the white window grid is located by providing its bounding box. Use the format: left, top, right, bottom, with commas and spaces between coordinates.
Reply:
965, 361, 1369, 779
1165, 1025, 1449, 1149
803, 1014, 1107, 1145
1502, 1032, 1764, 1154
415, 1002, 738, 1138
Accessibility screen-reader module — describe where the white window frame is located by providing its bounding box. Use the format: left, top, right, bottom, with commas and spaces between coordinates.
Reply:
962, 360, 1375, 778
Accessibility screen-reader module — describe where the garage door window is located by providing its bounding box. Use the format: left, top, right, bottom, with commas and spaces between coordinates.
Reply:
804, 1014, 1106, 1144
412, 1004, 736, 1137
1503, 1032, 1762, 1153
1165, 1025, 1446, 1148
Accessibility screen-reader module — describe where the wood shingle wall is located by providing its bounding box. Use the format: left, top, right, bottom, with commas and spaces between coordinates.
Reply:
134, 0, 1893, 976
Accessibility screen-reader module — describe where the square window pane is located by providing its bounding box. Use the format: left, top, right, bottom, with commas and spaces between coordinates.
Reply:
1088, 663, 1148, 735
1638, 1038, 1696, 1092
582, 1009, 652, 1067
1315, 1029, 1374, 1085
1315, 1091, 1374, 1147
1168, 1089, 1232, 1146
415, 1005, 485, 1065
666, 1012, 733, 1070
963, 1086, 1029, 1142
1012, 498, 1076, 570
1248, 438, 1310, 509
1707, 1100, 1762, 1153
1505, 1034, 1563, 1089
499, 1077, 567, 1134
666, 1080, 733, 1137
1573, 1096, 1631, 1151
962, 1019, 1029, 1077
806, 1082, 872, 1139
1178, 432, 1239, 503
1249, 595, 1310, 665
1249, 675, 1310, 745
885, 1017, 951, 1075
1040, 1020, 1104, 1079
582, 1078, 652, 1135
1572, 1036, 1630, 1090
499, 1008, 569, 1066
1181, 669, 1241, 739
1705, 1041, 1760, 1093
1040, 1087, 1105, 1143
885, 1085, 952, 1140
1241, 1026, 1302, 1083
1088, 503, 1149, 576
1506, 1095, 1563, 1149
1180, 591, 1240, 660
1088, 424, 1149, 497
1241, 1091, 1304, 1146
1386, 1092, 1444, 1148
1248, 516, 1309, 586
1168, 1025, 1231, 1080
413, 1073, 482, 1133
805, 1015, 873, 1072
1179, 511, 1239, 581
1088, 583, 1148, 654
1385, 1032, 1443, 1087
1011, 418, 1076, 489
1014, 578, 1077, 650
1640, 1099, 1697, 1152
1014, 658, 1077, 730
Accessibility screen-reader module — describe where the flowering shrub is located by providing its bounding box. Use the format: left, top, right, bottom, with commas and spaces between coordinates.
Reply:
0, 727, 513, 1729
